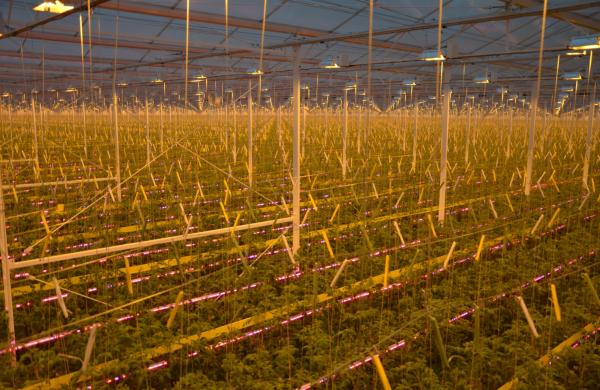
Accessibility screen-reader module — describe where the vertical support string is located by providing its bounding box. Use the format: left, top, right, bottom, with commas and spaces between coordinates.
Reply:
551, 55, 560, 110
258, 0, 268, 107
292, 45, 301, 255
87, 0, 93, 93
366, 0, 373, 155
524, 0, 548, 196
184, 0, 190, 109
436, 0, 443, 104
78, 13, 87, 157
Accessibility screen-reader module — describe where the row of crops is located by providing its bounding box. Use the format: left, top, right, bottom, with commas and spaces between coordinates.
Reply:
0, 105, 598, 389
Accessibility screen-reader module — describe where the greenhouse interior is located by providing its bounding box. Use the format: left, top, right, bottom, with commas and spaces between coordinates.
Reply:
0, 0, 600, 389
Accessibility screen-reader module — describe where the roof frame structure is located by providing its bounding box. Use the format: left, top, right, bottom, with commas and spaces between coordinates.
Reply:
0, 0, 598, 98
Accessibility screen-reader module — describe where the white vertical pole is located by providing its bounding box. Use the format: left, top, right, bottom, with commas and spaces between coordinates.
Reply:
402, 108, 406, 152
0, 161, 16, 365
525, 84, 538, 197
292, 46, 301, 255
257, 74, 262, 110
465, 105, 470, 165
357, 106, 362, 155
302, 104, 306, 158
277, 106, 282, 153
411, 103, 418, 172
573, 80, 579, 115
82, 101, 88, 158
145, 98, 151, 166
160, 100, 164, 153
551, 55, 560, 109
507, 107, 513, 159
225, 97, 229, 155
541, 110, 546, 155
343, 88, 348, 179
438, 84, 451, 224
248, 78, 253, 188
31, 97, 39, 166
583, 83, 595, 191
197, 83, 202, 112
233, 95, 237, 164
113, 93, 122, 202
585, 51, 593, 107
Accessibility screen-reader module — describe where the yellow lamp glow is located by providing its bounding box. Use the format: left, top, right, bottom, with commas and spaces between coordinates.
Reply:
33, 1, 74, 14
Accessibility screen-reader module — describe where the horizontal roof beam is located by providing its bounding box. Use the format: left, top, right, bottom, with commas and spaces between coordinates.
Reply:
506, 0, 600, 31
87, 1, 599, 77
97, 0, 422, 53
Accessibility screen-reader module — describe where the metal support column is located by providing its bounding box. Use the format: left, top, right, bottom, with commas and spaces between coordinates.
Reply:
113, 93, 122, 201
292, 46, 301, 255
438, 82, 452, 224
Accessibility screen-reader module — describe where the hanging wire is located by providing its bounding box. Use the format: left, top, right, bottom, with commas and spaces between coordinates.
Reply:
184, 0, 191, 109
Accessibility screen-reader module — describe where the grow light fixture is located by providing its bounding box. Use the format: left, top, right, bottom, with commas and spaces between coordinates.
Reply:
116, 82, 128, 87
246, 67, 263, 75
560, 86, 574, 93
33, 1, 74, 14
496, 87, 508, 95
402, 79, 416, 86
562, 72, 582, 81
1, 92, 10, 98
419, 49, 445, 62
568, 35, 600, 50
474, 75, 490, 84
151, 78, 164, 84
320, 58, 340, 69
565, 50, 587, 56
65, 87, 78, 93
193, 74, 207, 80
